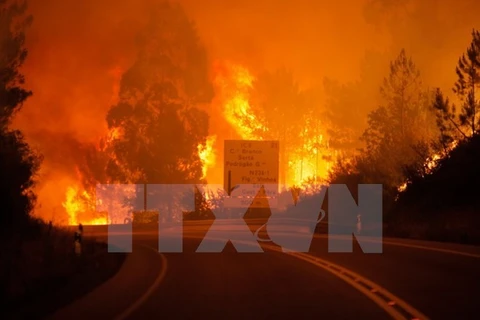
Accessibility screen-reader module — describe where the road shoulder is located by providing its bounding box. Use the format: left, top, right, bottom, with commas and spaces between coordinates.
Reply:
48, 244, 165, 320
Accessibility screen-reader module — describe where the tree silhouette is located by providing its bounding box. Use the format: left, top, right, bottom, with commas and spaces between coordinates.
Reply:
434, 30, 480, 145
386, 30, 480, 243
0, 0, 40, 236
0, 0, 32, 129
0, 0, 42, 302
361, 49, 437, 187
105, 1, 213, 186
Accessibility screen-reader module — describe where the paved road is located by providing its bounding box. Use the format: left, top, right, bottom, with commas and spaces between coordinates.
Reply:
54, 220, 480, 320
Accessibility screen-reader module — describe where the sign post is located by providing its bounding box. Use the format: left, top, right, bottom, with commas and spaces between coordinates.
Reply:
224, 140, 280, 208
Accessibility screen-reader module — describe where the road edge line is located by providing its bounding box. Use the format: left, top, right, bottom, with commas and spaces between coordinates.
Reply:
288, 249, 430, 320
282, 250, 407, 320
312, 234, 480, 258
381, 241, 480, 258
260, 243, 429, 320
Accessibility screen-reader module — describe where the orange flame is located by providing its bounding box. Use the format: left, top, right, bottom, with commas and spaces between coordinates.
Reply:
398, 140, 459, 193
214, 62, 266, 140
62, 186, 108, 225
61, 125, 125, 225
198, 135, 217, 180
213, 61, 334, 188
289, 127, 332, 186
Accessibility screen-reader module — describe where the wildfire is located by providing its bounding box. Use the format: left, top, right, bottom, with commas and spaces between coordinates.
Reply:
212, 61, 335, 189
62, 186, 107, 225
214, 62, 265, 140
61, 125, 125, 226
198, 135, 217, 180
397, 140, 459, 194
289, 126, 332, 186
59, 61, 340, 225
425, 153, 442, 172
62, 183, 137, 225
104, 126, 122, 146
63, 187, 81, 225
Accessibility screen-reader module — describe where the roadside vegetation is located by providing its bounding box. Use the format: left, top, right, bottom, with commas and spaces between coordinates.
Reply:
0, 1, 125, 316
328, 30, 480, 244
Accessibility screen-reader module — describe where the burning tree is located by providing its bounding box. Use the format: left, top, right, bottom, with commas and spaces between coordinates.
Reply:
248, 68, 305, 185
216, 62, 265, 141
101, 2, 215, 222
247, 68, 332, 186
62, 2, 216, 225
105, 1, 213, 186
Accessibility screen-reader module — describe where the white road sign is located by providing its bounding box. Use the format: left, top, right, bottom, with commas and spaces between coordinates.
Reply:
224, 140, 279, 208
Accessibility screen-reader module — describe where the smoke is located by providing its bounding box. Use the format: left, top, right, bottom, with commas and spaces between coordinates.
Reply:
363, 0, 480, 90
10, 0, 480, 221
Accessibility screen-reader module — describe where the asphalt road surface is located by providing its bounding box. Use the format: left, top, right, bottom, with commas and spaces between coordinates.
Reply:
52, 220, 480, 320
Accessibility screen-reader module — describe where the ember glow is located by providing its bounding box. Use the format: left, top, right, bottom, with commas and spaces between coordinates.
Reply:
424, 140, 459, 174
198, 135, 217, 180
62, 186, 104, 225
63, 183, 138, 226
58, 125, 116, 225
397, 140, 459, 194
214, 62, 266, 140
289, 126, 332, 186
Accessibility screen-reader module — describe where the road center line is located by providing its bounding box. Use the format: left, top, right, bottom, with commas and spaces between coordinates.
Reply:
264, 245, 430, 320
114, 245, 168, 320
183, 235, 429, 320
